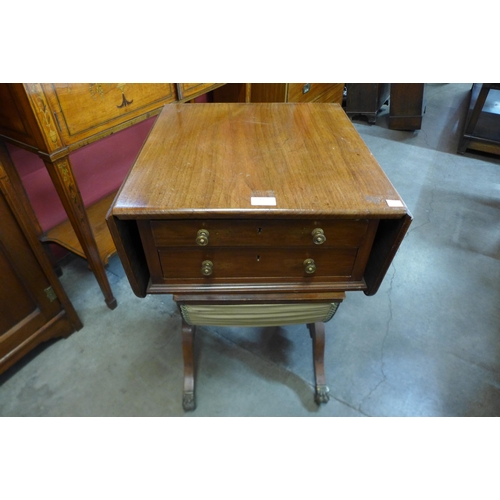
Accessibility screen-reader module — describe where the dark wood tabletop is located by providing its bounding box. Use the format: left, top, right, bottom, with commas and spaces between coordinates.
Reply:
112, 103, 407, 220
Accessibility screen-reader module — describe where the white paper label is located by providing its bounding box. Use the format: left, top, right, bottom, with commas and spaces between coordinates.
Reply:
251, 196, 277, 206
386, 199, 404, 208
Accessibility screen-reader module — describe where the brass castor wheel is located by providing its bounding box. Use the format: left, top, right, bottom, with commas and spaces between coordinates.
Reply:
183, 391, 196, 411
315, 385, 330, 405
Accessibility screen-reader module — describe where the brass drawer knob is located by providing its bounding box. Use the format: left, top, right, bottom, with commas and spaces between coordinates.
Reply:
311, 228, 326, 245
201, 260, 213, 276
196, 229, 210, 246
304, 258, 316, 274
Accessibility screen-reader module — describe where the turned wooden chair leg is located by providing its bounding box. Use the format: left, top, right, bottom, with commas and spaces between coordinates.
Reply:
181, 318, 196, 411
307, 322, 330, 404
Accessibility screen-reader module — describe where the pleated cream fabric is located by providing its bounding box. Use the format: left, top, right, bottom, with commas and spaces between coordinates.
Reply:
180, 302, 340, 327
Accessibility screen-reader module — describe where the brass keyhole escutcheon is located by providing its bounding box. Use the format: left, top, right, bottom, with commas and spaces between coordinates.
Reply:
311, 228, 326, 245
201, 260, 213, 276
304, 258, 316, 274
196, 229, 210, 246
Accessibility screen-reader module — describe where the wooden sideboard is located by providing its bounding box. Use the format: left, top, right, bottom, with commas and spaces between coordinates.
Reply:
345, 84, 426, 130
107, 103, 412, 410
0, 141, 82, 374
345, 83, 391, 124
389, 83, 426, 130
212, 83, 344, 104
0, 83, 225, 310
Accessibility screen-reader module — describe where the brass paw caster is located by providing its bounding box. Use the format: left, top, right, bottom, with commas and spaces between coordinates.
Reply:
183, 391, 196, 411
315, 385, 330, 404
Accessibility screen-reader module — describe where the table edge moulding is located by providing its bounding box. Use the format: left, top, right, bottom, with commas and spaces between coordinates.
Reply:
106, 102, 412, 411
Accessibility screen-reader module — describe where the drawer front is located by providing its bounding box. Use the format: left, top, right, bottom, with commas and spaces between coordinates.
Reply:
158, 247, 358, 281
287, 83, 343, 103
177, 83, 221, 101
45, 83, 176, 141
151, 219, 369, 248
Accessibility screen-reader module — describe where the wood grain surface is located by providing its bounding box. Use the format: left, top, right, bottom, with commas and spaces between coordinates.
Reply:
112, 103, 407, 219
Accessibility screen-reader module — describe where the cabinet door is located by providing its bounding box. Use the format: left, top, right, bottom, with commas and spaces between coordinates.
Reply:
389, 83, 426, 130
345, 83, 390, 114
0, 148, 81, 374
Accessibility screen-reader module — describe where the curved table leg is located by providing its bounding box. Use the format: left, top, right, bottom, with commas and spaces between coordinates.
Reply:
307, 322, 330, 404
181, 319, 196, 411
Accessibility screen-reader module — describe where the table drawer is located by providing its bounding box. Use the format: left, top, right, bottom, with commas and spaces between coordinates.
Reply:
158, 247, 358, 280
287, 83, 343, 103
45, 83, 176, 140
150, 219, 370, 248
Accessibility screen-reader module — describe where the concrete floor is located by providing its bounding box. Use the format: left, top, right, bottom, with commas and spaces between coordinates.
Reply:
1, 83, 500, 417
